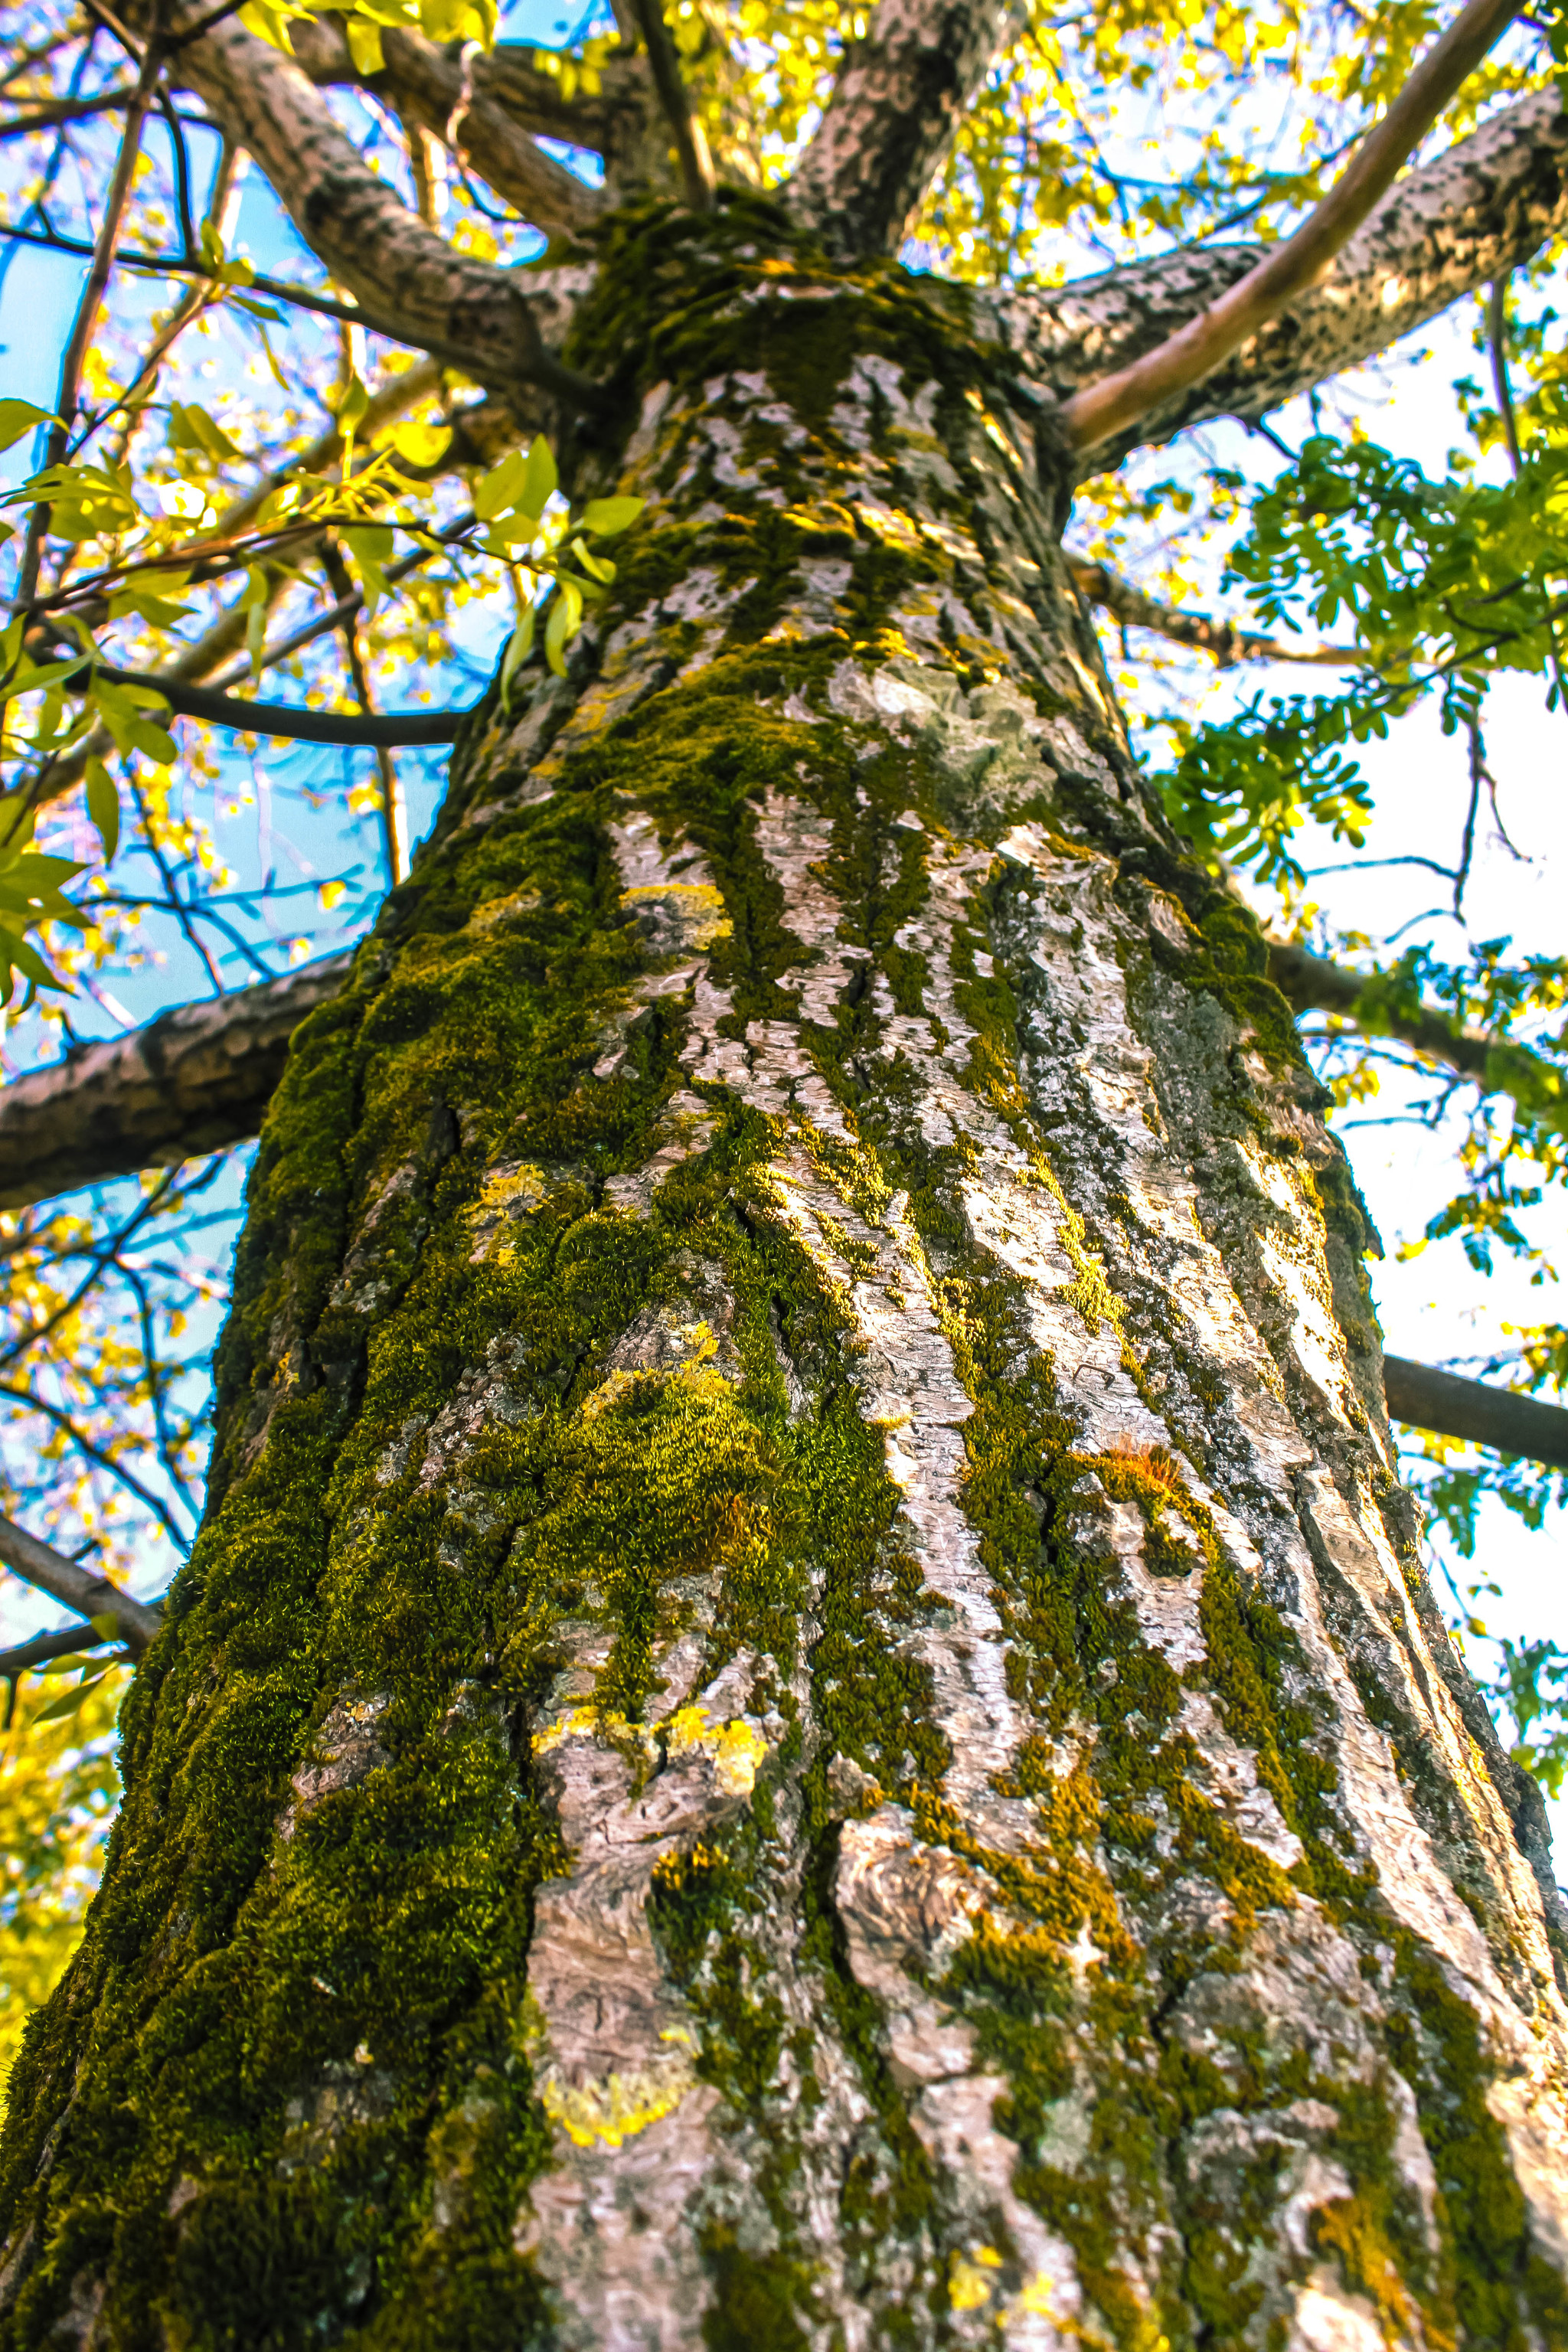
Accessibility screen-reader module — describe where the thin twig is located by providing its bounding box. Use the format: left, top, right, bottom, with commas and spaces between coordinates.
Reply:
0, 85, 136, 140
0, 1622, 129, 1684
322, 540, 404, 880
0, 1384, 192, 1549
90, 662, 469, 746
165, 0, 253, 48
156, 83, 198, 261
1455, 715, 1484, 915
18, 10, 168, 612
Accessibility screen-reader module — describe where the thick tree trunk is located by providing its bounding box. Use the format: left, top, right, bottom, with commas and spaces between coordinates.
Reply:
2, 204, 1566, 2352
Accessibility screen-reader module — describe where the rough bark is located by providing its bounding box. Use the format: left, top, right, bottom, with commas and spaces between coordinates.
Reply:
782, 0, 1021, 252
2, 207, 1563, 2352
983, 85, 1568, 469
0, 953, 351, 1210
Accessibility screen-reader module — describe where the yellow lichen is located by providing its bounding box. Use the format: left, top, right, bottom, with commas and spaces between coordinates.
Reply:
662, 1707, 770, 1796
538, 2036, 698, 2150
950, 2247, 1003, 2311
620, 880, 733, 954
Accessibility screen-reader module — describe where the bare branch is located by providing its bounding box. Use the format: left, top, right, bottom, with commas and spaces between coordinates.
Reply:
0, 1513, 162, 1651
1061, 0, 1523, 452
784, 0, 1018, 253
985, 84, 1568, 469
0, 1622, 129, 1683
1266, 936, 1568, 1139
286, 15, 606, 239
1384, 1354, 1568, 1467
83, 662, 467, 743
0, 953, 351, 1212
0, 83, 136, 139
1067, 554, 1355, 665
627, 0, 714, 211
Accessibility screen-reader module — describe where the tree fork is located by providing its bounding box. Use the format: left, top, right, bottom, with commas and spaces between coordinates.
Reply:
0, 207, 1563, 2352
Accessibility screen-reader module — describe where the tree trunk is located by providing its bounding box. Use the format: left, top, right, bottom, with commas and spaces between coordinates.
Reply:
2, 202, 1566, 2352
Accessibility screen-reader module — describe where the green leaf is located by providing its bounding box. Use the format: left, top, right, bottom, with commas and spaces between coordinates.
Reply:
498, 599, 537, 712
0, 400, 57, 452
544, 575, 583, 678
337, 374, 371, 439
580, 496, 644, 539
474, 449, 525, 521
32, 1674, 109, 1724
85, 759, 119, 864
37, 1655, 96, 1678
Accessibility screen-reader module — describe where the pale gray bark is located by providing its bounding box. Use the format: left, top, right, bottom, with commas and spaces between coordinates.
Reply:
984, 85, 1568, 467
782, 0, 1021, 250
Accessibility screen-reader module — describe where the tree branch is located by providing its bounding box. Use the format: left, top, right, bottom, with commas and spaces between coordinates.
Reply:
627, 0, 714, 211
284, 15, 606, 239
1384, 1354, 1568, 1467
1060, 0, 1522, 452
0, 83, 137, 139
0, 1622, 129, 1684
0, 1513, 162, 1651
5, 926, 1552, 1210
0, 952, 351, 1211
1266, 935, 1568, 1132
293, 28, 616, 149
158, 11, 600, 399
985, 84, 1568, 470
84, 662, 467, 743
784, 0, 1018, 253
1067, 554, 1355, 665
13, 951, 1566, 1476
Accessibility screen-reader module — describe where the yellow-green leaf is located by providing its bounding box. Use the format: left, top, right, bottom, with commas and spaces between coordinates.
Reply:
345, 15, 385, 70
0, 400, 57, 452
580, 495, 644, 538
521, 435, 557, 518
